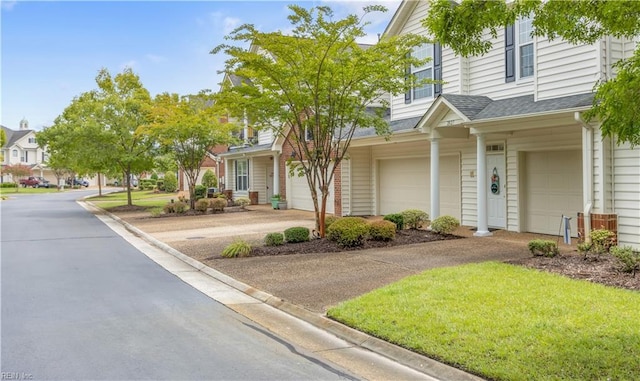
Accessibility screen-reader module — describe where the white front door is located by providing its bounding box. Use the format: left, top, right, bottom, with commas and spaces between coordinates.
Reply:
266, 167, 273, 200
487, 153, 506, 228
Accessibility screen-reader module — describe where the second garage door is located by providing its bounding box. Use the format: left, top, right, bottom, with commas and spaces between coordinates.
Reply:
524, 150, 582, 236
287, 169, 335, 214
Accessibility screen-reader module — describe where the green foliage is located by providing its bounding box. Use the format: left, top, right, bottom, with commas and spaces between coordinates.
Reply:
210, 198, 227, 212
156, 179, 165, 191
163, 172, 178, 192
264, 233, 285, 247
400, 209, 429, 230
150, 172, 159, 180
327, 217, 369, 247
174, 201, 187, 214
139, 179, 156, 190
149, 207, 162, 218
221, 239, 252, 258
284, 227, 310, 243
383, 213, 404, 231
610, 246, 640, 275
234, 197, 251, 208
430, 215, 460, 234
163, 202, 176, 214
368, 220, 396, 242
201, 169, 217, 188
527, 239, 559, 257
194, 185, 207, 200
0, 182, 18, 188
577, 242, 593, 255
194, 198, 210, 213
213, 4, 427, 237
590, 228, 616, 254
324, 216, 340, 230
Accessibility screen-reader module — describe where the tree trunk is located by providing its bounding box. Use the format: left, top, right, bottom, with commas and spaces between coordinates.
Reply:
97, 172, 102, 197
125, 169, 133, 206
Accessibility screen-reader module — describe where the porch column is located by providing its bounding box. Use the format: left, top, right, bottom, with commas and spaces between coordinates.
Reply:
224, 158, 230, 191
474, 133, 492, 237
273, 152, 280, 196
429, 138, 440, 220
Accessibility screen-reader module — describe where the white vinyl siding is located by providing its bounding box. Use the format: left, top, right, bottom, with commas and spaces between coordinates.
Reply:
340, 159, 351, 216
257, 129, 274, 145
348, 147, 373, 216
250, 157, 268, 204
613, 143, 640, 249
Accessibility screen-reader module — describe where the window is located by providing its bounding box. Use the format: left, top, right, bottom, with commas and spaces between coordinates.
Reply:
21, 151, 28, 162
405, 43, 442, 104
28, 137, 36, 144
505, 17, 534, 82
12, 149, 17, 157
304, 126, 313, 141
235, 160, 248, 191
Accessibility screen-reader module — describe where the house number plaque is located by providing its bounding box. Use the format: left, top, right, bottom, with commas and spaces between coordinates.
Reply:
491, 167, 500, 195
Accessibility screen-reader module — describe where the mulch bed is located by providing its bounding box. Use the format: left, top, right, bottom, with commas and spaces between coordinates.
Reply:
250, 229, 462, 256
509, 252, 640, 291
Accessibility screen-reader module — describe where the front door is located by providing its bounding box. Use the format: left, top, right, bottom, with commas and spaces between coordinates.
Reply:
487, 153, 506, 228
266, 167, 274, 200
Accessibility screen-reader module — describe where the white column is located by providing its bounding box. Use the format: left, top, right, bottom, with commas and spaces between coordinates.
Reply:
273, 152, 280, 196
224, 158, 230, 191
243, 110, 249, 144
474, 133, 492, 237
430, 138, 440, 221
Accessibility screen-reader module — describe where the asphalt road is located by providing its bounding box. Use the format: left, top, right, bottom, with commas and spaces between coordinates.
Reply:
1, 191, 356, 380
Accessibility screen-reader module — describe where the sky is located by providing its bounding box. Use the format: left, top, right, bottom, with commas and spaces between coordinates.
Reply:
1, 0, 401, 131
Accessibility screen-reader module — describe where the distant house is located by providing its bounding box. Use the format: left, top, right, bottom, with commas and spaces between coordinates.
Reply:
1, 119, 54, 183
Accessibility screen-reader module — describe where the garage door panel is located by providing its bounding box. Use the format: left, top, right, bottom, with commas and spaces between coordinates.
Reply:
525, 151, 582, 236
288, 169, 334, 214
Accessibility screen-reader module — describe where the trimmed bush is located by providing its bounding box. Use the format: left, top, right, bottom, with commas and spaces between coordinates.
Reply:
210, 198, 226, 212
163, 202, 176, 214
0, 182, 18, 188
369, 220, 396, 241
201, 169, 217, 188
610, 246, 640, 275
327, 217, 369, 247
528, 239, 559, 257
430, 215, 460, 234
383, 213, 404, 231
235, 197, 251, 208
156, 179, 165, 191
174, 201, 187, 214
264, 233, 285, 246
590, 228, 616, 254
195, 198, 209, 213
149, 207, 162, 218
401, 209, 429, 229
194, 185, 207, 200
163, 172, 178, 192
325, 216, 340, 229
284, 227, 310, 243
221, 240, 252, 258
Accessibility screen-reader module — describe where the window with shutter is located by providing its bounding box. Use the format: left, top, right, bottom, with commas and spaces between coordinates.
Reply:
505, 24, 515, 83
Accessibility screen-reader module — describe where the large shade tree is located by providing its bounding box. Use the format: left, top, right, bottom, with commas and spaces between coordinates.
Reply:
143, 91, 236, 209
213, 4, 427, 236
423, 0, 640, 146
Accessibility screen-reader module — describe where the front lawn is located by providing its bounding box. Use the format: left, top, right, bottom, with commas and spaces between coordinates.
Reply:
327, 262, 640, 381
88, 190, 175, 210
0, 187, 62, 195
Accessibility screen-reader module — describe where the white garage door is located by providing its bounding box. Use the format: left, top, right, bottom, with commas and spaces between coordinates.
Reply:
378, 156, 460, 219
524, 150, 582, 236
287, 170, 334, 214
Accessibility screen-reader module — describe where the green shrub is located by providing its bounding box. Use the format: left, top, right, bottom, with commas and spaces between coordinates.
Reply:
195, 198, 209, 213
610, 246, 640, 275
221, 240, 252, 258
528, 239, 559, 257
590, 228, 616, 254
174, 201, 187, 214
430, 215, 460, 234
324, 216, 340, 229
368, 220, 396, 241
577, 241, 592, 254
327, 217, 369, 247
264, 233, 284, 246
150, 172, 159, 180
210, 198, 226, 212
284, 227, 310, 243
163, 202, 176, 214
0, 182, 18, 188
156, 179, 165, 191
194, 185, 207, 200
383, 213, 404, 230
163, 172, 178, 192
149, 207, 163, 217
235, 197, 251, 208
400, 209, 428, 229
201, 169, 217, 188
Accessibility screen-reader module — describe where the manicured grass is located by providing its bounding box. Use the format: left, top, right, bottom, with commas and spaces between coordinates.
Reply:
0, 187, 63, 195
327, 262, 640, 381
89, 190, 177, 211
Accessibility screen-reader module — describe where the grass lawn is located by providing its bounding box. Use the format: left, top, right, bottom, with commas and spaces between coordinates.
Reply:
88, 190, 176, 210
0, 187, 64, 195
327, 262, 640, 381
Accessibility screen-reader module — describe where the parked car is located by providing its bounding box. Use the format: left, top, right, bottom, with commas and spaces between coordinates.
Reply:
19, 177, 40, 188
36, 177, 51, 188
66, 178, 89, 187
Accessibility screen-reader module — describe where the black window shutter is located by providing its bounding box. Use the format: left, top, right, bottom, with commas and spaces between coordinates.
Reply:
505, 24, 515, 83
433, 43, 442, 96
404, 52, 412, 104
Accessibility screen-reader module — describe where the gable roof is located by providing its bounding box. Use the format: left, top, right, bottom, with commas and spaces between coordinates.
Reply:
2, 125, 32, 148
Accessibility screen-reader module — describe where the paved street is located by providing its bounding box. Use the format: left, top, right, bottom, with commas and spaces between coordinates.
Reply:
0, 191, 356, 380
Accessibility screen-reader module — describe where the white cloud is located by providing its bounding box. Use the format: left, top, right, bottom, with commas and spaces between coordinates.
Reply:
146, 54, 167, 63
1, 1, 17, 11
222, 16, 241, 34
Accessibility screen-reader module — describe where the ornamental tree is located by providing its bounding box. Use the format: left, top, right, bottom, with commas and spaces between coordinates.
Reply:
2, 164, 32, 190
212, 4, 427, 236
423, 0, 640, 146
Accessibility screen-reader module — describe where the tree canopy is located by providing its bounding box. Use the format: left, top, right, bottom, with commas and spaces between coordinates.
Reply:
212, 4, 427, 235
423, 0, 640, 146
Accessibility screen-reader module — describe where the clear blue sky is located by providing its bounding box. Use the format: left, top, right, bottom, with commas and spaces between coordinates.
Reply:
1, 0, 400, 131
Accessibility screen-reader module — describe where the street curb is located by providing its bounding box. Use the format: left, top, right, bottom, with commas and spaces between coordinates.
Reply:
84, 201, 483, 381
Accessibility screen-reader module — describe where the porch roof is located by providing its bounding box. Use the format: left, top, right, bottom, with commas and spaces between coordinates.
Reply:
219, 143, 273, 158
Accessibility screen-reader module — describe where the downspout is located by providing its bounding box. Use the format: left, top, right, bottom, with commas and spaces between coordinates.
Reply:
576, 111, 593, 242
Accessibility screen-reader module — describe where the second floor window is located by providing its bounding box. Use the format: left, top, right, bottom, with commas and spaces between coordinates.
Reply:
12, 149, 18, 157
235, 159, 248, 191
518, 17, 534, 78
405, 43, 442, 104
28, 137, 36, 144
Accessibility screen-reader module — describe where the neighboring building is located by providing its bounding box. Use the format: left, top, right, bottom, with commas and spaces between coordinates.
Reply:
1, 120, 54, 183
220, 0, 640, 249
